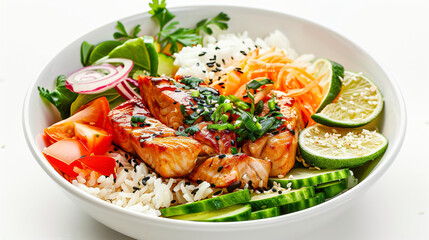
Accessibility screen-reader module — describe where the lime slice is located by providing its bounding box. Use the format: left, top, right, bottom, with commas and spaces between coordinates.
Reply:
312, 71, 383, 127
299, 125, 388, 168
311, 58, 344, 112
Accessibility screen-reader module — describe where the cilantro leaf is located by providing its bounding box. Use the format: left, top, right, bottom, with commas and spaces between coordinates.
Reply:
38, 75, 78, 119
113, 21, 141, 40
194, 12, 230, 35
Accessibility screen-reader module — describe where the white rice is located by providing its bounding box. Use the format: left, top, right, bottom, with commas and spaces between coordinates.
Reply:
72, 151, 214, 216
174, 30, 308, 81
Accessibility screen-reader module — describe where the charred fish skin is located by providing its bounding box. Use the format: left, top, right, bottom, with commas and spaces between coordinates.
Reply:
107, 98, 202, 178
243, 90, 304, 177
188, 154, 271, 190
139, 76, 195, 129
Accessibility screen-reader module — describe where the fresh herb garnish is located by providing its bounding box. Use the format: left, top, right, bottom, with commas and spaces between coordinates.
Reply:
113, 21, 141, 40
38, 75, 78, 119
130, 115, 147, 127
175, 125, 201, 136
149, 0, 229, 54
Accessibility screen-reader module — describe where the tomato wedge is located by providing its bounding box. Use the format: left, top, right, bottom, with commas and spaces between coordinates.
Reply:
74, 122, 112, 155
42, 139, 89, 177
79, 156, 116, 177
44, 97, 111, 142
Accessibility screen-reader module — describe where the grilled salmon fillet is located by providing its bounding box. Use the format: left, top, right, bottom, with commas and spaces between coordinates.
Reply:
139, 76, 236, 156
107, 98, 202, 178
188, 154, 271, 190
242, 91, 304, 177
139, 76, 194, 129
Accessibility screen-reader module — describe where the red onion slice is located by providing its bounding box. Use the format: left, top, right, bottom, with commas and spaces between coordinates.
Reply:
66, 58, 133, 94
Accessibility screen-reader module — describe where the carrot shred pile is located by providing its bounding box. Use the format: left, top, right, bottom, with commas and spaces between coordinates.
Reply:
209, 48, 324, 125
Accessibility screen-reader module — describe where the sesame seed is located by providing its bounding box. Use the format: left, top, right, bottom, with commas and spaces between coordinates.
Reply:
198, 52, 207, 56
217, 166, 223, 172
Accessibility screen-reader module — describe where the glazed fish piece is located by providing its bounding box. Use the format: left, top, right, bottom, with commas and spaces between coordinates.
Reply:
139, 76, 236, 156
192, 122, 236, 156
242, 91, 304, 177
108, 98, 202, 178
188, 154, 271, 190
139, 76, 194, 129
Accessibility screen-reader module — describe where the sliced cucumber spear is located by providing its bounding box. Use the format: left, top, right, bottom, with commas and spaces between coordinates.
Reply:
250, 187, 315, 210
315, 179, 347, 198
161, 189, 250, 217
269, 168, 351, 189
279, 192, 325, 214
170, 204, 251, 222
249, 207, 280, 220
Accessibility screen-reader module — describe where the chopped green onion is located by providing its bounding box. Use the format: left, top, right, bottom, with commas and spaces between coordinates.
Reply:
221, 114, 229, 123
191, 90, 200, 97
207, 123, 235, 131
231, 147, 238, 154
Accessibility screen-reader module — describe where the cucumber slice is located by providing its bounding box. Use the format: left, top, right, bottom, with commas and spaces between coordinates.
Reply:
158, 53, 177, 76
250, 187, 315, 210
279, 192, 325, 214
170, 204, 251, 222
315, 179, 347, 198
269, 168, 351, 189
249, 207, 280, 220
299, 124, 388, 168
310, 58, 344, 112
161, 189, 250, 217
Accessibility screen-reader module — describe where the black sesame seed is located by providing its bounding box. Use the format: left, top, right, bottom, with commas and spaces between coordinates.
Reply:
222, 59, 226, 65
114, 147, 118, 151
210, 183, 216, 188
215, 46, 220, 50
125, 153, 129, 159
240, 51, 247, 56
227, 181, 242, 193
278, 191, 283, 194
173, 101, 177, 105
124, 169, 129, 172
216, 63, 221, 67
281, 127, 287, 131
231, 56, 234, 60
218, 154, 226, 159
290, 129, 295, 135
207, 62, 215, 68
213, 190, 222, 195
215, 68, 221, 72
272, 131, 280, 135
118, 162, 124, 168
202, 70, 207, 73
231, 140, 235, 146
198, 52, 207, 56
248, 180, 253, 188
196, 62, 200, 66
191, 188, 199, 195
174, 89, 181, 92
185, 182, 191, 186
215, 136, 220, 140
171, 200, 177, 204
196, 180, 203, 184
272, 188, 277, 192
143, 176, 150, 181
243, 95, 248, 99
133, 186, 139, 191
218, 82, 224, 86
217, 166, 223, 172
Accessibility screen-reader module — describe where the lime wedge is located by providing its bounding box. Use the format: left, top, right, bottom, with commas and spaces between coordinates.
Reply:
299, 125, 388, 168
310, 58, 344, 112
312, 71, 383, 127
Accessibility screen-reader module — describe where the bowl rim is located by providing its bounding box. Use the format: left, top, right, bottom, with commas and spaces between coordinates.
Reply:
22, 3, 407, 229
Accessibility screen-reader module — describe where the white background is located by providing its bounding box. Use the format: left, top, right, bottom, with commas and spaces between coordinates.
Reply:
1, 0, 428, 239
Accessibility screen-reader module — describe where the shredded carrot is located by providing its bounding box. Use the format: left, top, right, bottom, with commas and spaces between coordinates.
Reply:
208, 48, 324, 125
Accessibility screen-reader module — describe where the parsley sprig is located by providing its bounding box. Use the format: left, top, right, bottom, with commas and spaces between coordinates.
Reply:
113, 21, 141, 40
149, 0, 230, 54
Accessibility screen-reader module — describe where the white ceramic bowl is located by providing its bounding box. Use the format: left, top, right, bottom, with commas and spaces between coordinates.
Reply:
23, 5, 406, 240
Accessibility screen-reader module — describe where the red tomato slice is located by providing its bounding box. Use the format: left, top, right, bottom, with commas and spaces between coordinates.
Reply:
42, 139, 89, 177
74, 122, 112, 155
78, 156, 116, 177
44, 97, 111, 142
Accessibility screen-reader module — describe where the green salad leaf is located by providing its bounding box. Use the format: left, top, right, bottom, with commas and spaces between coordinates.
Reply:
38, 75, 78, 119
87, 40, 124, 65
70, 88, 127, 115
108, 37, 159, 76
80, 41, 94, 66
